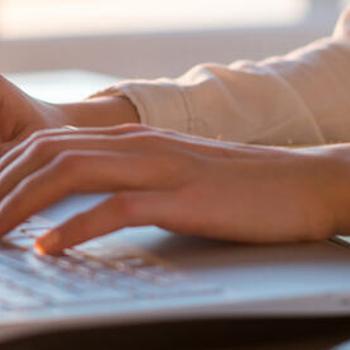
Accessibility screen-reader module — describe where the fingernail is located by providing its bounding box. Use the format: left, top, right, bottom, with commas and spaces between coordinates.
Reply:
34, 230, 61, 255
33, 242, 46, 256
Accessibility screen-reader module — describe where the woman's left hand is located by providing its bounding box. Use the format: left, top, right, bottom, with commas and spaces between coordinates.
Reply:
0, 124, 339, 255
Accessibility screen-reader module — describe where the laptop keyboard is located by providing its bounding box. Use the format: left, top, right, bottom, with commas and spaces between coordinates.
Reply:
0, 216, 216, 312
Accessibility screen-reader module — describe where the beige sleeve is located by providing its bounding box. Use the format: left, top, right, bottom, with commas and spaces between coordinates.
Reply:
93, 7, 350, 146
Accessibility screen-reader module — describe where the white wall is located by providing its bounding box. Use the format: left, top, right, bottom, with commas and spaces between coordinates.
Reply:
0, 8, 339, 79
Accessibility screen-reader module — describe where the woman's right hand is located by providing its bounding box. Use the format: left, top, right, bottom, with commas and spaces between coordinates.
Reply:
0, 124, 340, 255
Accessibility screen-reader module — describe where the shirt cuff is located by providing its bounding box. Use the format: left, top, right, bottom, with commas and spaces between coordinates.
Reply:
89, 78, 191, 134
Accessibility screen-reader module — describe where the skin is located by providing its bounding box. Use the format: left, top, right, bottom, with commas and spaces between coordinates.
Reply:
0, 75, 139, 154
0, 75, 347, 255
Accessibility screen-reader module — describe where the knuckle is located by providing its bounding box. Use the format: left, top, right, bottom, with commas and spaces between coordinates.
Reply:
29, 138, 53, 156
27, 129, 57, 147
28, 135, 64, 158
45, 151, 88, 193
29, 129, 50, 141
53, 151, 84, 174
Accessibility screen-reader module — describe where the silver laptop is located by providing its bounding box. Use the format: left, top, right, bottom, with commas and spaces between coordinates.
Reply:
2, 71, 350, 341
0, 192, 350, 342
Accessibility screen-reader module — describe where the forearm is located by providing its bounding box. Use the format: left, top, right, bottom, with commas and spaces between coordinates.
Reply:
54, 95, 140, 128
84, 8, 350, 146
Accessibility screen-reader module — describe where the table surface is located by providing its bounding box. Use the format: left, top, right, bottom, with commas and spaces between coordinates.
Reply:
2, 69, 350, 350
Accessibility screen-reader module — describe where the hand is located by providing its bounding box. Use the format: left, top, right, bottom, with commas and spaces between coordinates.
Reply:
0, 124, 338, 255
0, 75, 139, 156
0, 76, 67, 155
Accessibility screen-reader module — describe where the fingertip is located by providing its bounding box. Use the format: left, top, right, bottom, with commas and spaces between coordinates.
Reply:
35, 229, 62, 255
33, 241, 46, 256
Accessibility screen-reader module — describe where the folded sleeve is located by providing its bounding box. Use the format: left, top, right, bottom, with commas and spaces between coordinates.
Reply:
92, 7, 350, 146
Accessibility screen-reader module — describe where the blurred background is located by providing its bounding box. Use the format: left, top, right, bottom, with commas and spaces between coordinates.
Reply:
0, 0, 349, 79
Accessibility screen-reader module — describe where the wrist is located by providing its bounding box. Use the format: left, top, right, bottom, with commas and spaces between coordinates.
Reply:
35, 99, 70, 129
52, 95, 140, 128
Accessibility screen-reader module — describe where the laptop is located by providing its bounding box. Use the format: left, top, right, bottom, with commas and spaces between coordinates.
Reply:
2, 71, 350, 342
0, 192, 350, 338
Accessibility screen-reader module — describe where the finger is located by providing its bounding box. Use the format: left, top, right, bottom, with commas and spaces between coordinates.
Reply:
0, 127, 184, 201
0, 123, 148, 172
0, 126, 43, 158
34, 191, 177, 255
0, 126, 38, 158
0, 142, 15, 157
0, 127, 151, 201
0, 150, 165, 236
